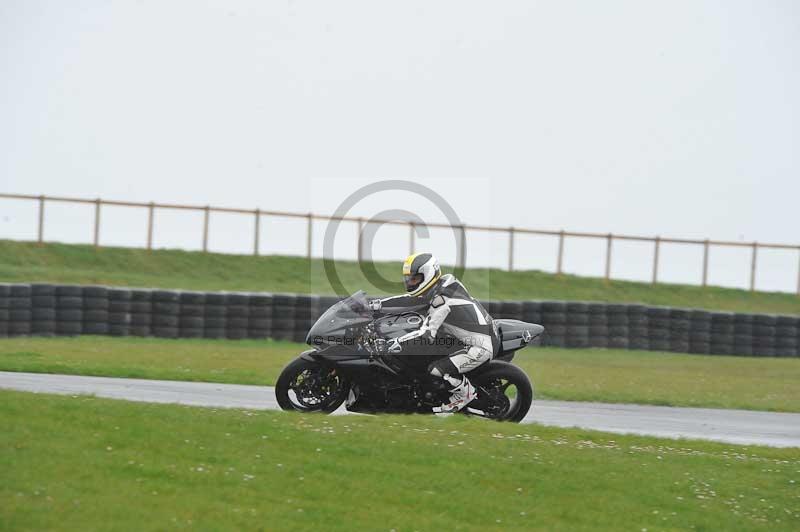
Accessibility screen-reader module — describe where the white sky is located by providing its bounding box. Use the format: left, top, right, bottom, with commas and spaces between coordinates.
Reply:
1, 1, 798, 292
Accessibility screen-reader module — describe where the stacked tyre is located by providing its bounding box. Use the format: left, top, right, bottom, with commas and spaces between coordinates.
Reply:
0, 285, 9, 337
248, 293, 273, 339
293, 295, 319, 343
607, 304, 630, 349
565, 302, 590, 348
775, 316, 799, 357
225, 293, 249, 340
179, 292, 205, 339
56, 285, 83, 336
271, 294, 296, 341
669, 309, 691, 353
627, 305, 649, 350
587, 303, 608, 348
7, 285, 31, 337
203, 293, 227, 339
108, 288, 132, 336
540, 301, 567, 347
481, 300, 503, 320
522, 301, 542, 327
151, 290, 179, 338
498, 301, 523, 321
82, 286, 109, 335
31, 284, 56, 337
129, 289, 152, 337
7, 284, 32, 337
709, 312, 735, 355
752, 315, 777, 357
688, 310, 712, 354
647, 307, 670, 352
732, 314, 754, 356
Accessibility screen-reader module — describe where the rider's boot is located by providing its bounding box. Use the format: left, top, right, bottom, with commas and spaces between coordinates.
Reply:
433, 374, 476, 413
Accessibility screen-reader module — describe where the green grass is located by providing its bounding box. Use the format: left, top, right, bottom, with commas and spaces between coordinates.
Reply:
2, 239, 799, 314
2, 336, 799, 412
0, 336, 292, 387
1, 390, 798, 531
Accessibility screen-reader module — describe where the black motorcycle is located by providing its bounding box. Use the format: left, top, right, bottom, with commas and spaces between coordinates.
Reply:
275, 291, 543, 423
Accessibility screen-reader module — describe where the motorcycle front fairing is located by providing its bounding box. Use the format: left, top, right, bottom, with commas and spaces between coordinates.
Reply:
373, 312, 426, 339
305, 291, 428, 347
302, 291, 430, 382
305, 291, 373, 347
302, 291, 381, 378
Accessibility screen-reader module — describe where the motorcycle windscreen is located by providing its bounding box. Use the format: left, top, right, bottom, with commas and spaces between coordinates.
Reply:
306, 291, 373, 339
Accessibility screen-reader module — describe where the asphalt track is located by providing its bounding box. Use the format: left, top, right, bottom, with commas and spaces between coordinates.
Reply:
2, 371, 799, 448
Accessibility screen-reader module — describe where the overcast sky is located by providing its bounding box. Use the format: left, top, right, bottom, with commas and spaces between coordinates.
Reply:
1, 1, 798, 293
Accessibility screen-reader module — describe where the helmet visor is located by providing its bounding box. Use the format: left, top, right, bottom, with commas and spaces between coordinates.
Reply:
404, 273, 424, 293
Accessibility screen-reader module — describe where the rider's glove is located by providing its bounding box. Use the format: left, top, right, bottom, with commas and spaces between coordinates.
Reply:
386, 338, 402, 354
368, 299, 382, 312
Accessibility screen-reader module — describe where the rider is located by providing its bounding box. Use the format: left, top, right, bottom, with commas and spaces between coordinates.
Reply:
370, 252, 498, 413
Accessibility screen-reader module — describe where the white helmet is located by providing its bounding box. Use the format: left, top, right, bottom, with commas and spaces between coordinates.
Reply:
402, 252, 441, 296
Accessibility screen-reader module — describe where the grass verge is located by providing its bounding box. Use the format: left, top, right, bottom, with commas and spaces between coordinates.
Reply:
1, 336, 799, 412
2, 239, 799, 314
2, 390, 798, 531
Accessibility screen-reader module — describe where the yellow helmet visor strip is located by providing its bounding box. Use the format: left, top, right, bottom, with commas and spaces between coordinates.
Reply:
402, 253, 420, 275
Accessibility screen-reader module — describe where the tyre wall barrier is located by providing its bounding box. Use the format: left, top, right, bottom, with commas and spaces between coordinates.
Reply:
0, 283, 797, 357
483, 298, 798, 357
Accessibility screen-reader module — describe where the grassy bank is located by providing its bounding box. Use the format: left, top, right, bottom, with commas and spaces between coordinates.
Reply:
1, 239, 799, 314
2, 336, 799, 412
2, 390, 798, 531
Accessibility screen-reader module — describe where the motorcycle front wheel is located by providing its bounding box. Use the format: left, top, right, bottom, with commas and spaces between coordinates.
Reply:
275, 357, 349, 413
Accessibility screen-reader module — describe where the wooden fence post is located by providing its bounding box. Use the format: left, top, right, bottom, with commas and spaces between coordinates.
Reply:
652, 236, 660, 284
357, 218, 364, 263
147, 202, 154, 250
458, 225, 467, 270
253, 209, 260, 256
306, 213, 313, 260
37, 195, 45, 244
797, 248, 800, 296
702, 239, 710, 286
508, 227, 515, 271
93, 198, 101, 248
202, 206, 210, 252
750, 242, 758, 292
604, 233, 613, 280
556, 230, 565, 274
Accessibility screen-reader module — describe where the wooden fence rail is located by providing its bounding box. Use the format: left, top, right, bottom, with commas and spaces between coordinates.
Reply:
1, 192, 799, 294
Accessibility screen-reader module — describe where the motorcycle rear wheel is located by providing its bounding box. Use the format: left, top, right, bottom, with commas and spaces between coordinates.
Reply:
468, 361, 533, 423
275, 357, 349, 413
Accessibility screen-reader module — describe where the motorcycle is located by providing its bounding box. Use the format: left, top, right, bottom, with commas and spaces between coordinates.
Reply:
275, 291, 543, 422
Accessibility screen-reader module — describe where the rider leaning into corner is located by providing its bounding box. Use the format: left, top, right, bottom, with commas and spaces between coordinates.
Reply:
368, 252, 499, 413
